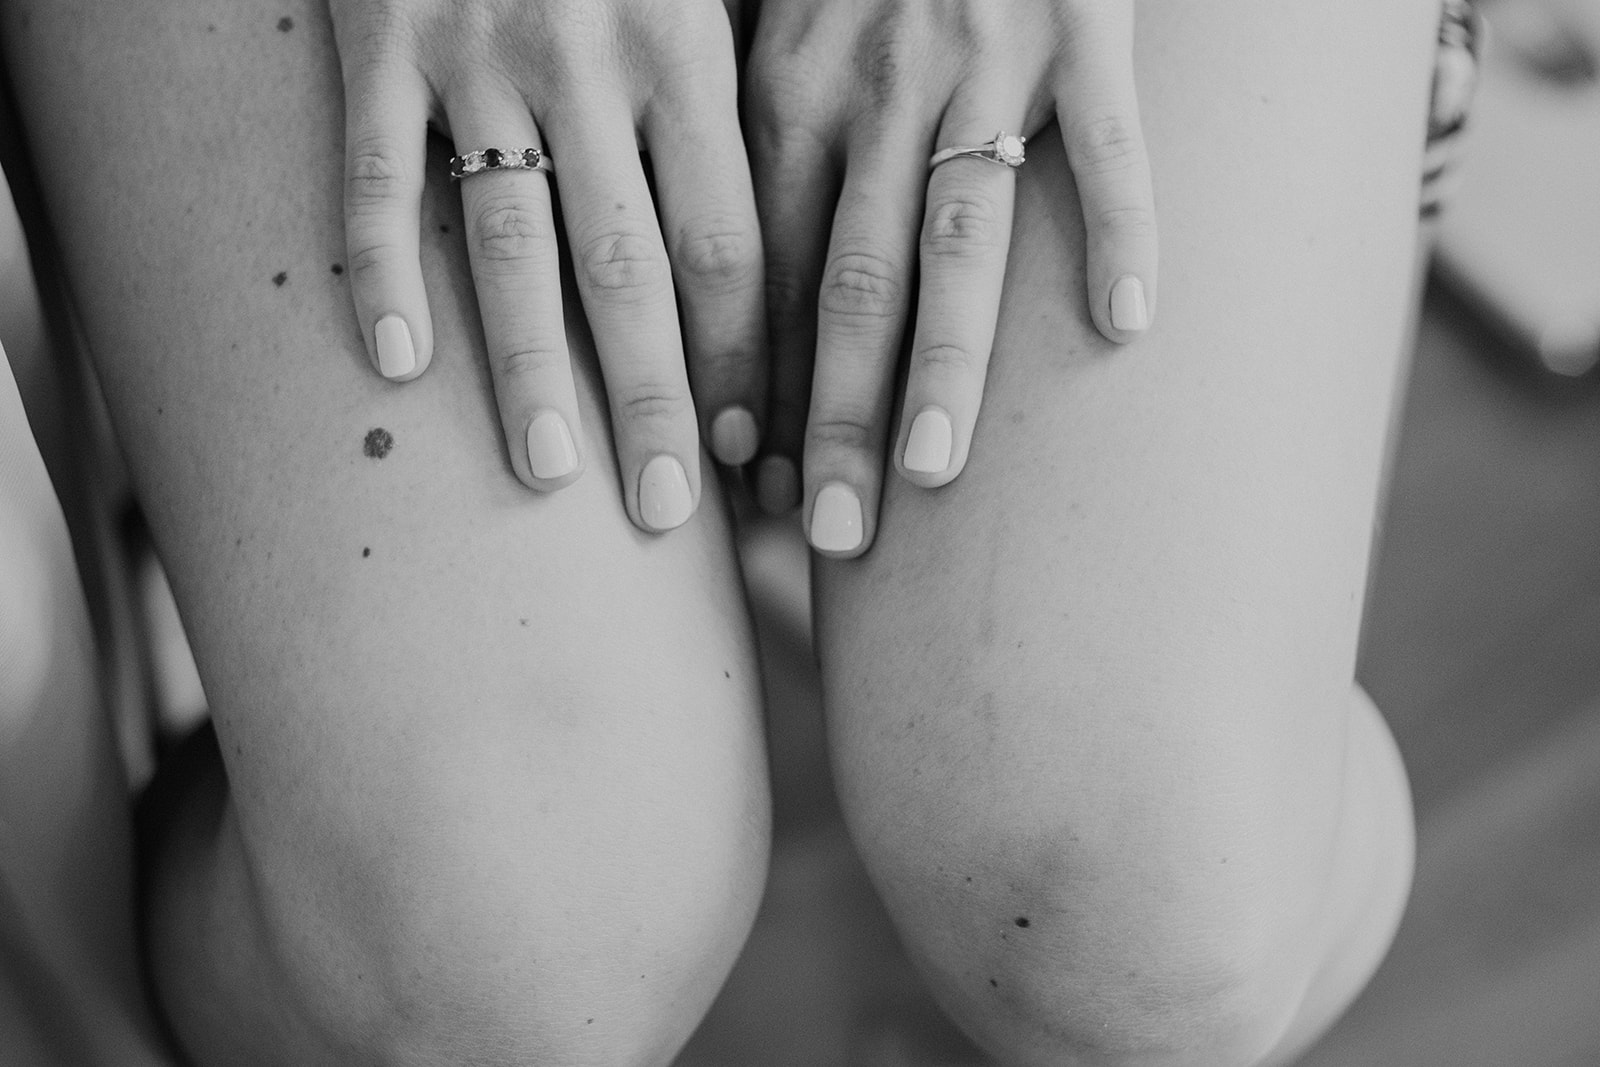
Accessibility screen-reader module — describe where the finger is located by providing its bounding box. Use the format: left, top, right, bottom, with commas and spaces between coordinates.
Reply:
546, 99, 701, 533
1055, 7, 1158, 344
897, 103, 1024, 490
451, 101, 584, 492
645, 63, 766, 469
748, 119, 836, 515
803, 124, 927, 558
343, 57, 434, 381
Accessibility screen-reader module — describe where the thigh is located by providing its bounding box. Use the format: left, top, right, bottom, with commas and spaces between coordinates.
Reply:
815, 0, 1436, 1054
1, 0, 768, 1044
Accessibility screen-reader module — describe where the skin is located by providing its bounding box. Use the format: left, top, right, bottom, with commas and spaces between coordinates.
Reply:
0, 334, 174, 1063
332, 0, 1158, 550
0, 0, 1433, 1063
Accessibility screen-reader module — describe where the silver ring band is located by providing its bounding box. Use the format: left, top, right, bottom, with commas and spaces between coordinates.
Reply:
449, 147, 554, 180
928, 130, 1026, 171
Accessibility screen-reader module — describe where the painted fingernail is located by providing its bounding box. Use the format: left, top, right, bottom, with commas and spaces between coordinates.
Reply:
526, 410, 578, 481
639, 454, 693, 531
374, 315, 416, 378
902, 408, 953, 475
1109, 275, 1149, 333
755, 455, 800, 516
710, 406, 760, 466
810, 482, 863, 553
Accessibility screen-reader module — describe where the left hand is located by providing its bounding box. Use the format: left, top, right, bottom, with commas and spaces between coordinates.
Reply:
744, 0, 1157, 557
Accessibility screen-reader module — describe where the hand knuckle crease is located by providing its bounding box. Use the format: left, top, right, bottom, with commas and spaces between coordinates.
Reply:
471, 199, 550, 261
580, 230, 668, 297
820, 252, 902, 318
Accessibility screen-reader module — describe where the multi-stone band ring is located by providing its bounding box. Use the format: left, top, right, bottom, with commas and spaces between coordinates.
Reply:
928, 130, 1027, 171
449, 147, 554, 180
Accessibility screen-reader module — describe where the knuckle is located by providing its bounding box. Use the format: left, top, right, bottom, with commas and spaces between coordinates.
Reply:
764, 263, 812, 324
346, 237, 407, 282
922, 193, 1005, 258
818, 250, 904, 322
806, 411, 876, 452
469, 195, 553, 264
675, 222, 758, 295
1094, 202, 1157, 242
576, 229, 671, 301
496, 344, 563, 382
612, 381, 692, 425
913, 342, 978, 382
1075, 111, 1145, 175
855, 7, 925, 110
346, 141, 412, 210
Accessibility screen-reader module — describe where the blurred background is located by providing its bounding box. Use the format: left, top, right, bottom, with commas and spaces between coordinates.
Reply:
3, 0, 1598, 1062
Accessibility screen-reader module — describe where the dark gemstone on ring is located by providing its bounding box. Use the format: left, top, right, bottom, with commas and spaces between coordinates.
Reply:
449, 156, 466, 178
484, 148, 503, 168
523, 148, 541, 168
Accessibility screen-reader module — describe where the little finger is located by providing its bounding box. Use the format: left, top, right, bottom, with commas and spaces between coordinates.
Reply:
1055, 7, 1158, 344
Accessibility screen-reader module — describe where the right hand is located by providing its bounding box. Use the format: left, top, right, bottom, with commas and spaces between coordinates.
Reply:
330, 0, 766, 531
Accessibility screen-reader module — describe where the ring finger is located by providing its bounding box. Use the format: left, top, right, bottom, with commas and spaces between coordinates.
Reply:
452, 95, 584, 492
896, 91, 1028, 489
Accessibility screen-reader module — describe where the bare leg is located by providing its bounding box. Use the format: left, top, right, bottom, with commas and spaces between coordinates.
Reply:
2, 2, 770, 1063
0, 329, 173, 1064
815, 4, 1434, 1064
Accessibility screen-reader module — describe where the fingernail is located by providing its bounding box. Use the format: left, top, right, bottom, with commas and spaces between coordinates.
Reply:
902, 408, 953, 475
810, 482, 863, 553
710, 406, 760, 466
374, 315, 416, 378
1109, 275, 1148, 333
755, 455, 800, 515
526, 410, 578, 480
639, 454, 693, 531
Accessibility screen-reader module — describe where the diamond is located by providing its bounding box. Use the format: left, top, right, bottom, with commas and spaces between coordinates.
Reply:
995, 132, 1026, 167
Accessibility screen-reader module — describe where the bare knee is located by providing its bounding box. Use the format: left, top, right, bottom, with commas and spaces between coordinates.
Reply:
147, 720, 769, 1067
836, 690, 1334, 1067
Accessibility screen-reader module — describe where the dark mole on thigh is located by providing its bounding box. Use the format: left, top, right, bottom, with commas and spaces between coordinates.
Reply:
362, 547, 371, 558
1014, 917, 1031, 928
363, 428, 395, 459
277, 16, 293, 32
331, 263, 344, 276
272, 271, 287, 287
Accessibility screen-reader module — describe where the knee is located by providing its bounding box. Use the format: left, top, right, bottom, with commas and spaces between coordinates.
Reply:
838, 698, 1330, 1066
152, 718, 770, 1067
894, 842, 1307, 1067
267, 788, 768, 1066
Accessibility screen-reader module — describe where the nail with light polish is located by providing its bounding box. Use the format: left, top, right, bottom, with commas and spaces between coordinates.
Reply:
902, 408, 954, 475
810, 482, 863, 553
374, 315, 416, 378
1109, 275, 1149, 333
526, 410, 578, 481
755, 455, 801, 515
639, 454, 693, 531
710, 406, 760, 466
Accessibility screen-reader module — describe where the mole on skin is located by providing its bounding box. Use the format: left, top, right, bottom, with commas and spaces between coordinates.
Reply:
277, 16, 293, 32
363, 428, 394, 459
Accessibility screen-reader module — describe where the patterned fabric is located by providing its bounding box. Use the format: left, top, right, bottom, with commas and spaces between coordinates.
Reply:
1423, 0, 1482, 217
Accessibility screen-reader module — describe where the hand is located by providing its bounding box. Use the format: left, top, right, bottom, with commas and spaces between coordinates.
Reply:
745, 0, 1157, 556
330, 0, 766, 531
